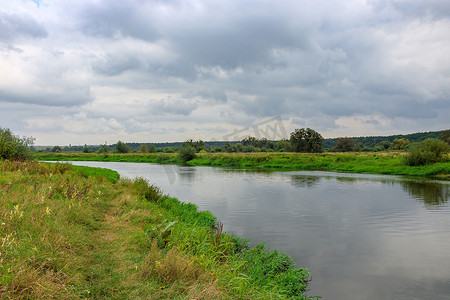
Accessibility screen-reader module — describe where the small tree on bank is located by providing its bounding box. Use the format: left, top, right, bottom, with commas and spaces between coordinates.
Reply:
290, 128, 323, 153
116, 141, 130, 153
178, 142, 196, 163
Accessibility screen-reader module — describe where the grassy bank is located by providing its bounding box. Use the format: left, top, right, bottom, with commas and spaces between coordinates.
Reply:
34, 151, 450, 178
0, 160, 312, 299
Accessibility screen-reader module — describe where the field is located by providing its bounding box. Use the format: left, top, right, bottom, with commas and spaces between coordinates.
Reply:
0, 160, 312, 299
34, 151, 450, 178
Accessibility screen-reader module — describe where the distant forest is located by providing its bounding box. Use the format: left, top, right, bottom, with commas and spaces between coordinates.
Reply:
36, 130, 446, 153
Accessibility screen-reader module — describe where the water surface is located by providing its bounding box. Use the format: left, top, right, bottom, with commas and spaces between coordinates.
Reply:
68, 161, 450, 300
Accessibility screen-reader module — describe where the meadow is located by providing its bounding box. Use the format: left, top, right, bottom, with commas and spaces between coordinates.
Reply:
34, 151, 450, 178
0, 160, 312, 299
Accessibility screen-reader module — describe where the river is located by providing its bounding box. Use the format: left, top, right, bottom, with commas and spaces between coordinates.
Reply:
68, 161, 450, 299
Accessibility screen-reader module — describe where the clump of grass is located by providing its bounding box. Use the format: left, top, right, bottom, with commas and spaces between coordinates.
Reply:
142, 240, 203, 285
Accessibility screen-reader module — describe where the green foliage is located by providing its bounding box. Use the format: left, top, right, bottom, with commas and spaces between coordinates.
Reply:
184, 139, 204, 152
241, 137, 275, 149
0, 127, 34, 160
139, 144, 148, 153
52, 145, 63, 153
390, 138, 410, 150
115, 140, 130, 153
331, 137, 356, 152
404, 138, 449, 166
163, 146, 176, 153
441, 129, 450, 145
82, 145, 92, 153
178, 142, 197, 163
290, 128, 324, 153
97, 144, 109, 153
323, 130, 442, 149
131, 177, 166, 202
276, 139, 293, 152
237, 243, 311, 298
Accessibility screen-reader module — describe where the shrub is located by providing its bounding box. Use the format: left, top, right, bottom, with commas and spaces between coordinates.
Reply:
404, 138, 449, 166
331, 137, 355, 152
116, 140, 130, 153
178, 143, 196, 163
0, 127, 34, 160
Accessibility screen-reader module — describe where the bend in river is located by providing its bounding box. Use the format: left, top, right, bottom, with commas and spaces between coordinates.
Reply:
66, 161, 450, 300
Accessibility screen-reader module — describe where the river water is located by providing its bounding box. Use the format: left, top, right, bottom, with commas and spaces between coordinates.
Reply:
68, 161, 450, 299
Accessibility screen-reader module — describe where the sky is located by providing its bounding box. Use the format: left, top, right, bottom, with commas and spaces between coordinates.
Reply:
1, 0, 449, 146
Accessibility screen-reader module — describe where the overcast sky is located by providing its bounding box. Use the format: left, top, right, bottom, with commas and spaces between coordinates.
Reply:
1, 0, 449, 145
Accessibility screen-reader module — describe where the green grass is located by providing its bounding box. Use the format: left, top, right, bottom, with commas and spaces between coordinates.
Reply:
33, 151, 450, 178
0, 160, 313, 299
34, 152, 179, 164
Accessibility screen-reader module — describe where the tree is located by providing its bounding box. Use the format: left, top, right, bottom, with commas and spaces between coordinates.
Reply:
52, 145, 63, 153
377, 141, 392, 150
275, 140, 293, 152
441, 129, 450, 145
390, 138, 410, 150
140, 144, 149, 153
98, 144, 109, 153
331, 137, 355, 152
0, 127, 34, 160
178, 143, 196, 163
241, 137, 258, 147
116, 141, 130, 153
184, 139, 204, 152
290, 128, 323, 153
83, 145, 92, 153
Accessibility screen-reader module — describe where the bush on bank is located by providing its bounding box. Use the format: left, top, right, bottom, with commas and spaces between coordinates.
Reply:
0, 127, 34, 160
404, 138, 449, 166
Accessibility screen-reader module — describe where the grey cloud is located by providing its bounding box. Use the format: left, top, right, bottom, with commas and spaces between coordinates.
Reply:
372, 0, 450, 20
0, 11, 47, 42
0, 86, 92, 107
93, 54, 142, 76
77, 1, 159, 41
183, 87, 228, 103
151, 98, 198, 116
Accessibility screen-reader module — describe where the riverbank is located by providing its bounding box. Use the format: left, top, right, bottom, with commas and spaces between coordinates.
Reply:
0, 160, 312, 299
34, 151, 450, 178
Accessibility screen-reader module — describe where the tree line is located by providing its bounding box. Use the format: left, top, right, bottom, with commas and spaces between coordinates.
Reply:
39, 129, 448, 154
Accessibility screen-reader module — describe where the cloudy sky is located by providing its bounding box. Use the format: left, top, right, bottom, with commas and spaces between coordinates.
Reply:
1, 0, 449, 145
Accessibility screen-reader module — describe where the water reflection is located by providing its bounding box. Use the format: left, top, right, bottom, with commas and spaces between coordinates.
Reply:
290, 175, 321, 188
177, 166, 197, 184
335, 177, 358, 183
400, 181, 449, 207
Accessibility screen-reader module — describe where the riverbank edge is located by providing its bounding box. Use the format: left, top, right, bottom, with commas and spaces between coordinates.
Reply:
33, 152, 450, 179
0, 160, 313, 299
